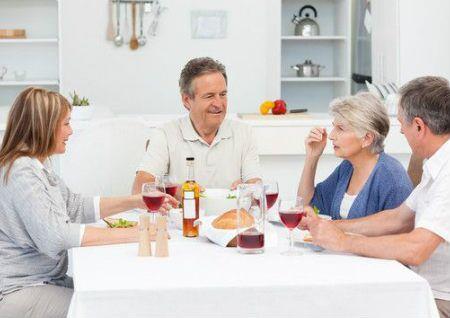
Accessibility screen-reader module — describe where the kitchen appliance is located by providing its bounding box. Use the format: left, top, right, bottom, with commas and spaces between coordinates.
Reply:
292, 5, 320, 36
291, 60, 325, 77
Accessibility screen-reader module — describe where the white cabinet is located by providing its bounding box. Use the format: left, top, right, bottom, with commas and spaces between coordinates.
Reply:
0, 0, 60, 107
277, 0, 352, 112
371, 0, 450, 85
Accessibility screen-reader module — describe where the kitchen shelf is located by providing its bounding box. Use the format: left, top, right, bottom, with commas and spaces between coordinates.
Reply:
278, 0, 352, 113
0, 38, 58, 44
0, 0, 60, 106
281, 36, 347, 41
281, 77, 347, 82
0, 80, 59, 86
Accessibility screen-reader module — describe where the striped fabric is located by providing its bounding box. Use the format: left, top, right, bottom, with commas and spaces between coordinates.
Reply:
0, 157, 96, 296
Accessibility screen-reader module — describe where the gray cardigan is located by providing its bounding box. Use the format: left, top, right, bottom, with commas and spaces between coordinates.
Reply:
0, 157, 97, 296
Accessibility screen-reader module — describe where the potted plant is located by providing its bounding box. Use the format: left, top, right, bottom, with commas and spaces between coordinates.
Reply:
69, 90, 92, 120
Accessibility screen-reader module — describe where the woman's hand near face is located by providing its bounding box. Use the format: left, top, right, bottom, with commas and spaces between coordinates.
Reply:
305, 127, 327, 158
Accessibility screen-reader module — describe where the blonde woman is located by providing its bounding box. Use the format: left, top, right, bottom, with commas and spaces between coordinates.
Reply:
297, 93, 413, 219
0, 88, 177, 318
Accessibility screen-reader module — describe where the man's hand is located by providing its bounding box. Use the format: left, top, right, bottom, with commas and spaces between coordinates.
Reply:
230, 179, 243, 190
298, 206, 317, 230
304, 209, 349, 252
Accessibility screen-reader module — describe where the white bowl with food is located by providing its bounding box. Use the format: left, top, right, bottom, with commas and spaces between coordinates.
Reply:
200, 188, 237, 216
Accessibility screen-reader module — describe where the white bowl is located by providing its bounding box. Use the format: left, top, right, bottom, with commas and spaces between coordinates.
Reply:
200, 188, 237, 216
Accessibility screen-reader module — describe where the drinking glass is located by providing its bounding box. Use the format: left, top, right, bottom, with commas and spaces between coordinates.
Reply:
264, 180, 279, 210
142, 182, 165, 223
278, 197, 304, 256
161, 174, 178, 197
237, 183, 265, 254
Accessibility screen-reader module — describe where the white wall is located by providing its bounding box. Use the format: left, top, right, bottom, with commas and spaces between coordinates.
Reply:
372, 0, 450, 85
60, 0, 275, 115
398, 0, 450, 83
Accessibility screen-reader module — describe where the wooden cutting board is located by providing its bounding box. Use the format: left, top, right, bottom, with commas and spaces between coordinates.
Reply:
237, 113, 311, 120
0, 29, 26, 39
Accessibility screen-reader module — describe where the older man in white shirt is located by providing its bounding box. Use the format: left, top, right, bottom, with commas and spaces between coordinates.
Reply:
302, 76, 450, 318
132, 57, 261, 194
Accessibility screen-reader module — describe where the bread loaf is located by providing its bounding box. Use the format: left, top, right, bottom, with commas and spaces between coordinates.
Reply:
212, 209, 254, 230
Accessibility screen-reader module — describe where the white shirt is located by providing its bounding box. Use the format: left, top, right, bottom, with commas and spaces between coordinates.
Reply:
339, 193, 357, 219
137, 116, 261, 188
406, 139, 450, 300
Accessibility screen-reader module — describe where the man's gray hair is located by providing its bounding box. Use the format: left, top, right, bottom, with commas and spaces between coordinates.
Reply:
179, 57, 227, 97
399, 76, 450, 135
330, 92, 390, 154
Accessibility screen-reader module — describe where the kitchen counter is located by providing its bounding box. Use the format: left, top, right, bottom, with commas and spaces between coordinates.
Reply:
1, 108, 408, 155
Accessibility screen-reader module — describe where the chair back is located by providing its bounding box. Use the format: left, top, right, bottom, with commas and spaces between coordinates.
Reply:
59, 118, 152, 196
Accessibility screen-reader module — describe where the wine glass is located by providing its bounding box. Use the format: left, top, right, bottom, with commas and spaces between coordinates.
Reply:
161, 174, 178, 197
278, 197, 304, 256
142, 182, 165, 223
264, 180, 279, 210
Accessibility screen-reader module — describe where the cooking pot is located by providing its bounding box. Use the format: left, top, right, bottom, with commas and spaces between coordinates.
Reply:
291, 60, 325, 77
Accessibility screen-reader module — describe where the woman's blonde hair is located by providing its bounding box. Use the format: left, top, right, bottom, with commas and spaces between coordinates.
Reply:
329, 92, 390, 154
0, 87, 72, 181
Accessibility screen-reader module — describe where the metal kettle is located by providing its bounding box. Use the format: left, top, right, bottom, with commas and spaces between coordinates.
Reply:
292, 5, 320, 36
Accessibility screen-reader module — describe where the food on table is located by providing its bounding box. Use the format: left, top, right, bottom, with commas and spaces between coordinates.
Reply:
104, 218, 137, 228
259, 100, 275, 115
303, 233, 313, 242
212, 209, 254, 230
272, 99, 287, 115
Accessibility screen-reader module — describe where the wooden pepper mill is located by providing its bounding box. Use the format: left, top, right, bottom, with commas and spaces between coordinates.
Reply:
155, 215, 169, 257
138, 214, 152, 257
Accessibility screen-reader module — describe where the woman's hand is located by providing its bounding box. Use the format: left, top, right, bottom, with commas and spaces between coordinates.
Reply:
133, 193, 179, 213
305, 127, 327, 158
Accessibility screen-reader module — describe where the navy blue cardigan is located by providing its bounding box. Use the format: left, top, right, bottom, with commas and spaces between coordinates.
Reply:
311, 152, 413, 220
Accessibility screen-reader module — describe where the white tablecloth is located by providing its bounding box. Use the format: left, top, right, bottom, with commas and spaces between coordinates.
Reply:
68, 215, 439, 318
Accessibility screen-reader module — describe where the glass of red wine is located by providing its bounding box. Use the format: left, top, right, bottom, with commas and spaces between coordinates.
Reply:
142, 182, 166, 223
237, 183, 265, 254
161, 174, 178, 197
278, 197, 304, 256
264, 180, 279, 210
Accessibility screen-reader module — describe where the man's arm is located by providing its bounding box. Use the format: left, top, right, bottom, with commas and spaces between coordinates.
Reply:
132, 171, 155, 195
342, 228, 443, 266
333, 203, 415, 236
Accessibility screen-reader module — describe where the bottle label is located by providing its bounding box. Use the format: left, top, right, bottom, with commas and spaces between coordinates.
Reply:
183, 191, 196, 219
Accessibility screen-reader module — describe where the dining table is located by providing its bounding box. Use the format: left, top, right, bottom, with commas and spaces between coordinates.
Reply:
67, 211, 439, 318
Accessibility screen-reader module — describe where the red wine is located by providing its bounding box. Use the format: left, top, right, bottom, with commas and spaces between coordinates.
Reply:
237, 230, 264, 249
164, 184, 178, 197
279, 210, 304, 229
143, 193, 165, 211
266, 192, 279, 209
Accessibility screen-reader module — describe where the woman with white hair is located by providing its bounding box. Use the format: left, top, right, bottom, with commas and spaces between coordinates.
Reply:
297, 93, 413, 219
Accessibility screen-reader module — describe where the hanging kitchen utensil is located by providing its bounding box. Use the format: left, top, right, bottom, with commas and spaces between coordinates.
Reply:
129, 1, 139, 50
123, 2, 130, 44
292, 5, 320, 36
137, 1, 147, 46
106, 0, 115, 41
291, 60, 325, 77
148, 1, 166, 37
113, 0, 124, 46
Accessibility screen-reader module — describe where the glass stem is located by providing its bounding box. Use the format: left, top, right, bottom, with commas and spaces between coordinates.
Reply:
289, 229, 294, 252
